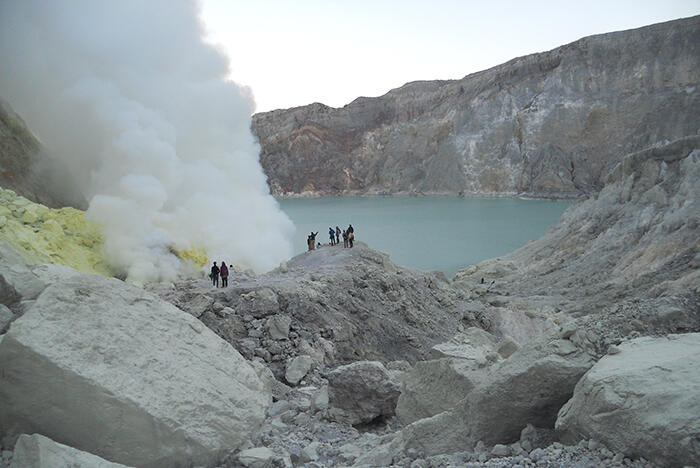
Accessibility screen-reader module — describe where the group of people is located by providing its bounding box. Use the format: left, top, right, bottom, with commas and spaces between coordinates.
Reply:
308, 224, 355, 250
209, 261, 230, 287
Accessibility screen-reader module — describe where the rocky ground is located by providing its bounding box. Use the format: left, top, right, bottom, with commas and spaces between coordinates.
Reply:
1, 139, 698, 467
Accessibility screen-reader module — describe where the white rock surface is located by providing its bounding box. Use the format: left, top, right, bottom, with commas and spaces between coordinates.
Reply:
328, 361, 401, 425
266, 314, 291, 340
396, 358, 481, 425
0, 272, 271, 467
237, 447, 276, 468
10, 433, 131, 468
285, 355, 314, 385
556, 333, 700, 467
428, 327, 500, 364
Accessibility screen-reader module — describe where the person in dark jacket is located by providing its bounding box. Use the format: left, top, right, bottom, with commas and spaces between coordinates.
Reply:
220, 262, 229, 287
335, 226, 340, 245
347, 224, 355, 248
329, 227, 335, 246
210, 262, 220, 287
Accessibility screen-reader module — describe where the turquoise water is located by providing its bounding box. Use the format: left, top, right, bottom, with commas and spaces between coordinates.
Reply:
278, 197, 574, 277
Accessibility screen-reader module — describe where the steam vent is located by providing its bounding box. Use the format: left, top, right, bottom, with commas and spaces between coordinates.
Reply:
1, 3, 698, 467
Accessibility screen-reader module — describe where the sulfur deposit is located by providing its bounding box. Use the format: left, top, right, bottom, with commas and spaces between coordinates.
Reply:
0, 186, 112, 276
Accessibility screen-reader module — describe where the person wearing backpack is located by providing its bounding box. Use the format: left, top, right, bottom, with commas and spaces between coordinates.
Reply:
329, 227, 336, 246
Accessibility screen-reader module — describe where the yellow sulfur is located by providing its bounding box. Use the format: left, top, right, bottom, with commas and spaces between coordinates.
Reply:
0, 187, 113, 276
0, 186, 210, 279
175, 245, 209, 268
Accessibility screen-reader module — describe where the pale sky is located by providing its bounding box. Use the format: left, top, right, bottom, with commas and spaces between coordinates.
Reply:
200, 0, 700, 113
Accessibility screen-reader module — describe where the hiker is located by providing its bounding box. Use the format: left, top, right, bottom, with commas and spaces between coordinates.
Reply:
307, 231, 318, 251
210, 262, 220, 287
329, 227, 335, 246
347, 224, 355, 248
343, 229, 348, 248
220, 262, 229, 287
335, 226, 340, 244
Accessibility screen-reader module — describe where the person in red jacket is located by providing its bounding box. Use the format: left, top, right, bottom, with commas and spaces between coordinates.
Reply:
220, 262, 229, 288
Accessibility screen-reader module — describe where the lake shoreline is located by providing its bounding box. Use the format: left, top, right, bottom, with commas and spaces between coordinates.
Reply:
273, 190, 584, 201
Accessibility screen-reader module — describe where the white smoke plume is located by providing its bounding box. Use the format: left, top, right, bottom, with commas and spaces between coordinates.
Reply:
0, 0, 294, 283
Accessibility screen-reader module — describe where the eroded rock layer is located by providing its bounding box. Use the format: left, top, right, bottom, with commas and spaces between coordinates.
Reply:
253, 16, 699, 198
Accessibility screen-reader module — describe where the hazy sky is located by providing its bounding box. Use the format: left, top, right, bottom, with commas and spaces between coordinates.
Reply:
201, 0, 699, 113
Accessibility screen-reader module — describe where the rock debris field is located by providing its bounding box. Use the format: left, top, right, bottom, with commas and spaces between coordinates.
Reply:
0, 139, 699, 467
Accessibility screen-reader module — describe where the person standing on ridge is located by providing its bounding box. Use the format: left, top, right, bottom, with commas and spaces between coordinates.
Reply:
329, 227, 335, 246
308, 232, 318, 251
220, 262, 229, 288
343, 229, 348, 248
347, 224, 355, 248
210, 261, 220, 287
335, 226, 340, 245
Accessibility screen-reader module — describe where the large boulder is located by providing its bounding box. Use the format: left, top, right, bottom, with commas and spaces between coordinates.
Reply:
10, 433, 132, 468
396, 358, 481, 425
328, 361, 401, 425
455, 337, 594, 447
0, 271, 271, 468
376, 335, 594, 457
556, 334, 700, 467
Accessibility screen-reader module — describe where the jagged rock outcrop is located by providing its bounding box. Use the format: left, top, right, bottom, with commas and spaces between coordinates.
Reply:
0, 252, 271, 467
556, 333, 700, 467
0, 100, 84, 208
148, 242, 485, 375
253, 17, 700, 198
9, 434, 132, 468
455, 135, 700, 352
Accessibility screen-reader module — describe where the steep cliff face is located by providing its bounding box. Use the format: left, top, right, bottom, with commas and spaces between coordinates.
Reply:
0, 100, 85, 209
253, 16, 700, 198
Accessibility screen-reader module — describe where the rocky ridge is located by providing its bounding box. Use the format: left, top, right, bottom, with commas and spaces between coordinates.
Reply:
0, 100, 84, 209
253, 16, 700, 198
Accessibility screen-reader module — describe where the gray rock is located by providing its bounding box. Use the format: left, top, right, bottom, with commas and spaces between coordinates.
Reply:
253, 18, 699, 199
0, 304, 12, 332
391, 335, 594, 457
311, 385, 329, 412
180, 293, 214, 318
337, 443, 362, 464
428, 327, 500, 364
237, 447, 275, 468
491, 444, 510, 457
10, 434, 131, 468
556, 333, 700, 467
559, 321, 578, 339
268, 400, 292, 418
328, 361, 401, 425
241, 288, 279, 318
0, 271, 270, 468
496, 336, 519, 358
285, 355, 314, 385
396, 358, 481, 425
267, 314, 291, 340
301, 442, 321, 462
249, 360, 290, 401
